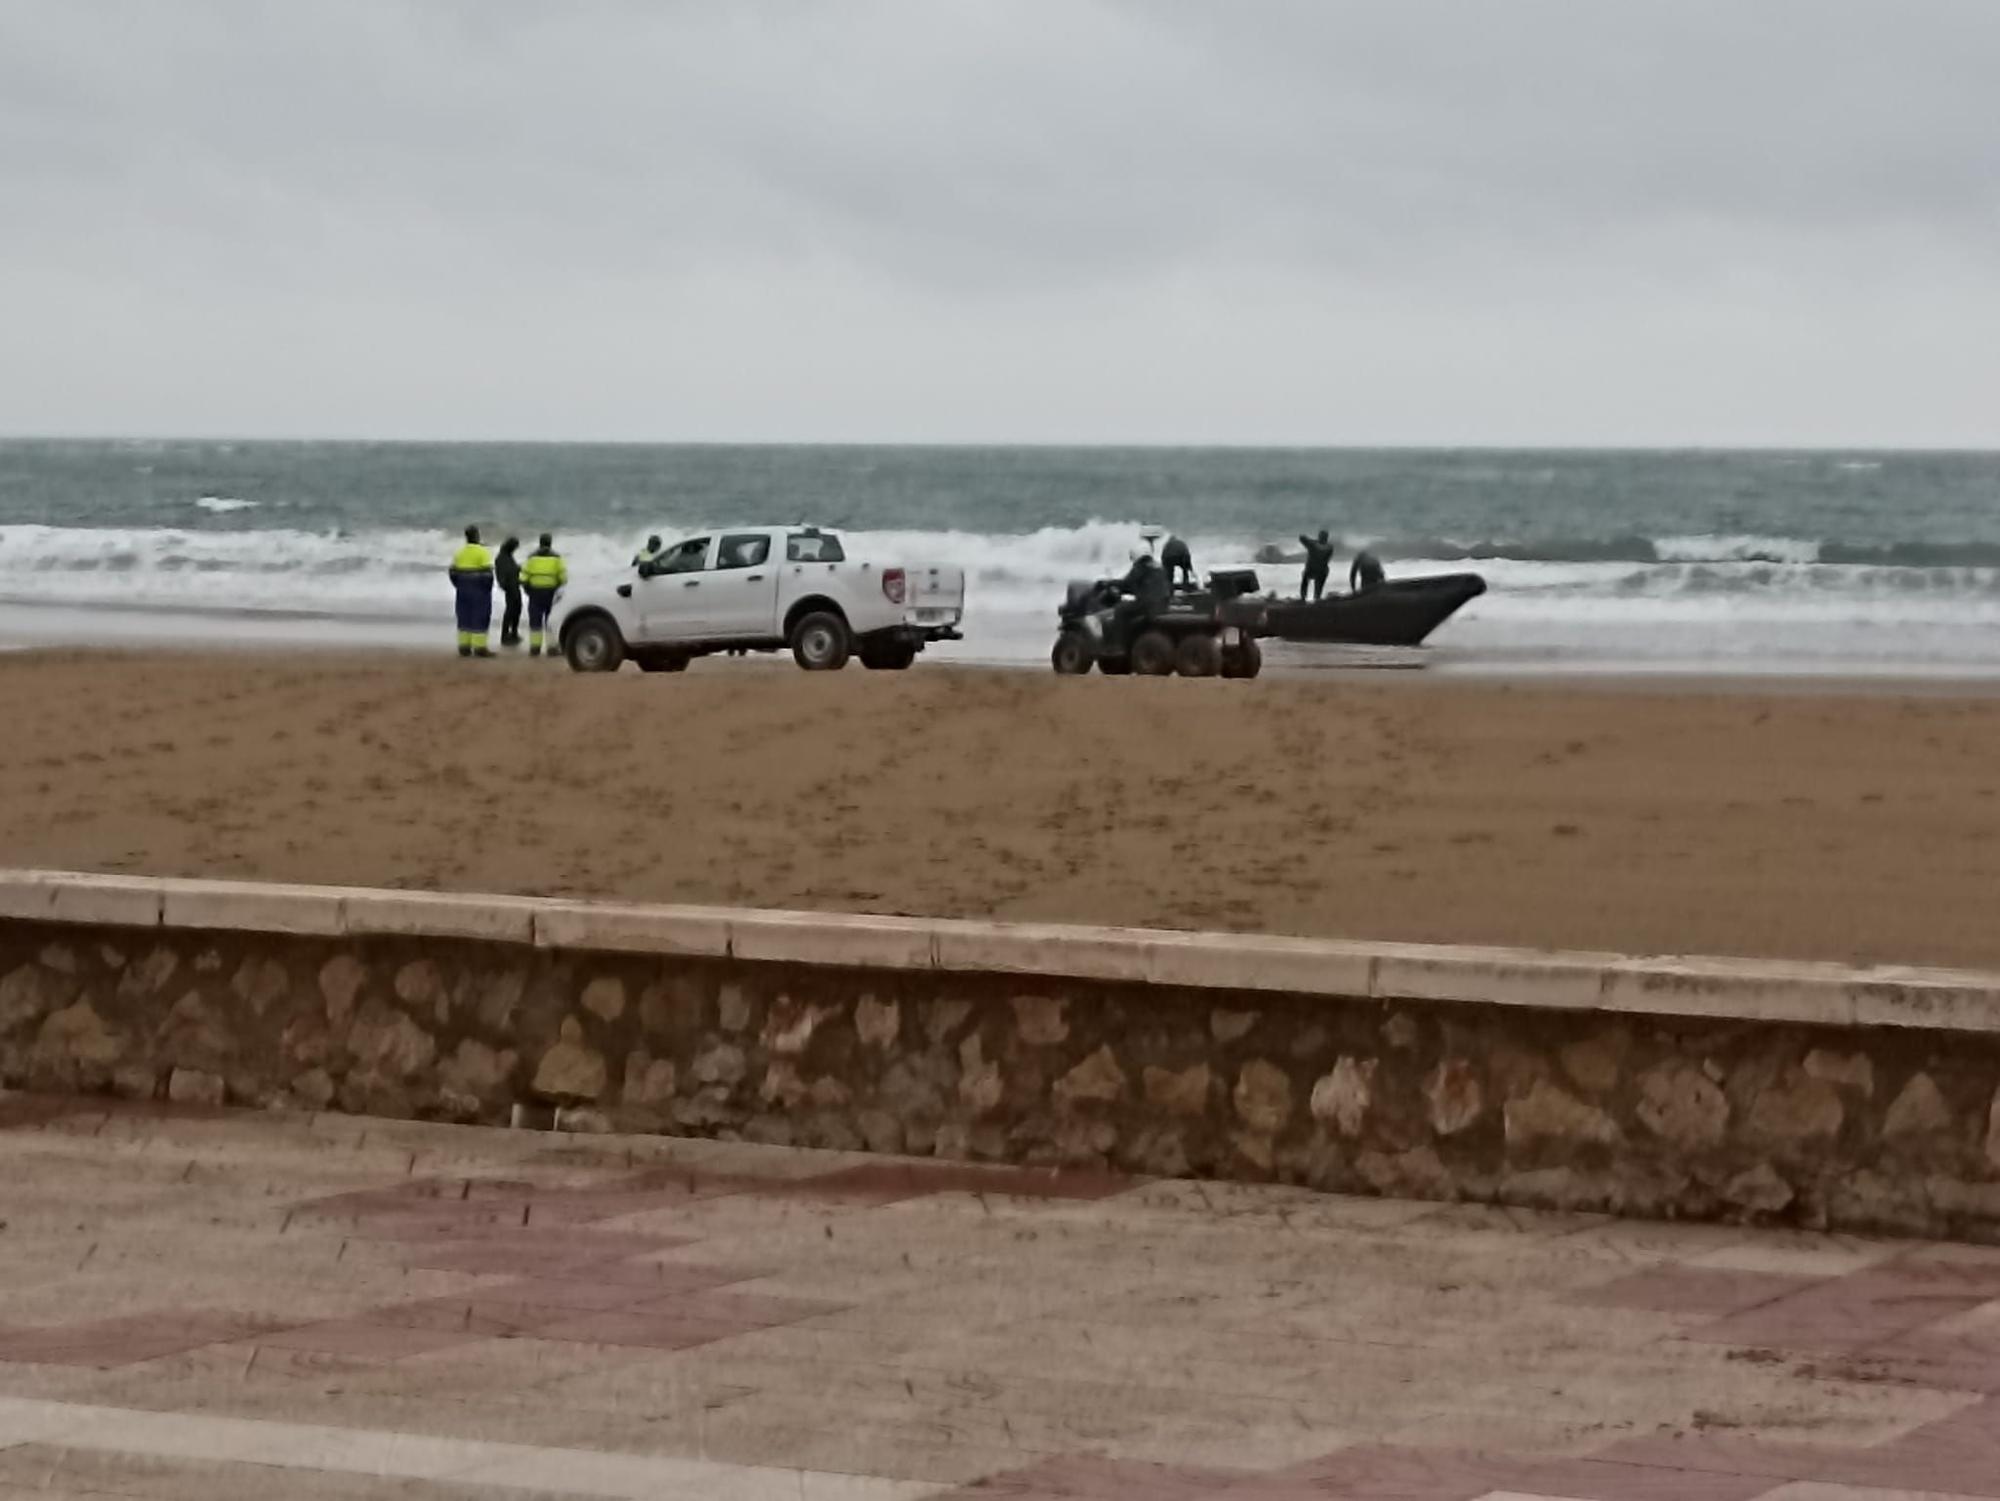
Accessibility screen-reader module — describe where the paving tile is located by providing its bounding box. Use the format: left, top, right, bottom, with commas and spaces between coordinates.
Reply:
931, 1454, 1247, 1497
525, 1307, 770, 1350
243, 1321, 490, 1362
629, 1289, 847, 1328
1264, 1443, 1531, 1498
400, 1239, 681, 1279
1577, 1266, 1826, 1320
1507, 1455, 1790, 1499
1693, 1268, 1994, 1355
0, 1313, 281, 1369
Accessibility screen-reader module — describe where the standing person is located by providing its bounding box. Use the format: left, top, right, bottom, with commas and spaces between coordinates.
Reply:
1350, 548, 1386, 593
521, 532, 568, 658
1160, 534, 1195, 588
1298, 529, 1336, 601
448, 526, 495, 658
494, 537, 524, 649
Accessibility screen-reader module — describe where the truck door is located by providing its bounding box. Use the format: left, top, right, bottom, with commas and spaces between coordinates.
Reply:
705, 533, 781, 639
634, 535, 715, 640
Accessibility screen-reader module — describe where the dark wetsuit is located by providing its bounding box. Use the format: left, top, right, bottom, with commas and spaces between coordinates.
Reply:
1299, 535, 1336, 601
1350, 551, 1385, 593
1161, 536, 1194, 588
494, 548, 523, 647
1113, 556, 1170, 642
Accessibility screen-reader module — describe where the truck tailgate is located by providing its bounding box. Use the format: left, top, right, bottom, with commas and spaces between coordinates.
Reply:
905, 565, 966, 623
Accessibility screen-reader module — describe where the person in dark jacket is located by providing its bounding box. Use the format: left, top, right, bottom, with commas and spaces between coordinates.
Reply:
1299, 530, 1336, 600
1160, 535, 1195, 588
494, 537, 523, 648
1350, 549, 1386, 592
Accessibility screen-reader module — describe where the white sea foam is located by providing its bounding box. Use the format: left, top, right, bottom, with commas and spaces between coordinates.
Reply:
6, 520, 2000, 673
191, 495, 261, 514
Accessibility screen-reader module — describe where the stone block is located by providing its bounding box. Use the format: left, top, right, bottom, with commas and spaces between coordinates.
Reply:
855, 994, 900, 1049
1504, 1081, 1620, 1148
1310, 1057, 1375, 1137
1373, 943, 1613, 1013
532, 1018, 607, 1102
44, 873, 163, 929
158, 879, 343, 936
1233, 1060, 1293, 1135
1055, 1046, 1127, 1106
167, 1067, 226, 1107
1883, 1072, 1953, 1139
728, 910, 934, 970
534, 901, 729, 958
1143, 1062, 1212, 1118
339, 889, 538, 945
1424, 1058, 1484, 1136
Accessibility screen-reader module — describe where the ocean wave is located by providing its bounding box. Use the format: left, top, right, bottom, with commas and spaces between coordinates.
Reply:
6, 521, 2000, 634
192, 496, 260, 514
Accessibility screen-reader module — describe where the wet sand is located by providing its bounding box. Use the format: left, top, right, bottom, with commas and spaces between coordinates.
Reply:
5, 650, 2000, 969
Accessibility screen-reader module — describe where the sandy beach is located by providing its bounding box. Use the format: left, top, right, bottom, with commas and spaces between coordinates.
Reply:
4, 649, 1999, 969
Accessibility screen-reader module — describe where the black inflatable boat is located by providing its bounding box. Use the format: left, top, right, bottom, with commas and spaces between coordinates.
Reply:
1262, 573, 1487, 646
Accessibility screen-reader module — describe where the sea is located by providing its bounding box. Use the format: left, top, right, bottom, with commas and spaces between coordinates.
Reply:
3, 439, 1999, 675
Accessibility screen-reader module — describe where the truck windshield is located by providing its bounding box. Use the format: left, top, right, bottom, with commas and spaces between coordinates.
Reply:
787, 533, 845, 563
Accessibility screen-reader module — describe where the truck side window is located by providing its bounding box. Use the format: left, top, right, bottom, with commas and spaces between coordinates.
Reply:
787, 533, 846, 563
716, 534, 771, 570
652, 538, 711, 576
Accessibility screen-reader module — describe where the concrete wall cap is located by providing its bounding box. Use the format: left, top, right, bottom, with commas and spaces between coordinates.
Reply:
932, 920, 1155, 984
340, 889, 539, 946
533, 900, 730, 958
42, 872, 164, 928
158, 879, 345, 937
726, 910, 935, 970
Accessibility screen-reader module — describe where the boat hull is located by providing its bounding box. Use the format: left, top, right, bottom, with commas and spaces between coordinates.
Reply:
1262, 573, 1487, 647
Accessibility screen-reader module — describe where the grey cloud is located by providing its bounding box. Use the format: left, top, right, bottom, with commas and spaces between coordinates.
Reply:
1, 0, 1996, 442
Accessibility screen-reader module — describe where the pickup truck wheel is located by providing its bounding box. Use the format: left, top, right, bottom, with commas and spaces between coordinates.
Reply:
1129, 630, 1175, 676
790, 611, 851, 671
861, 639, 917, 671
1176, 633, 1223, 678
564, 617, 625, 674
1221, 637, 1264, 679
1050, 630, 1096, 676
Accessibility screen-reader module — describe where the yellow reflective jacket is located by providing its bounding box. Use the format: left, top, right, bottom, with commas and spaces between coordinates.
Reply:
449, 542, 493, 581
521, 550, 567, 591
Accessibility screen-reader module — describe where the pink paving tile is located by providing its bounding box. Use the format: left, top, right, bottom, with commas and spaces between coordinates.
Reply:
527, 1308, 762, 1351
629, 1289, 847, 1328
1263, 1443, 1531, 1499
1845, 1327, 2000, 1393
346, 1295, 580, 1338
1585, 1433, 1958, 1493
1576, 1266, 1826, 1319
773, 1161, 1135, 1207
458, 1277, 666, 1311
0, 1312, 284, 1368
933, 1455, 1246, 1498
246, 1320, 490, 1361
1692, 1265, 1992, 1354
402, 1234, 685, 1278
1510, 1454, 1787, 1500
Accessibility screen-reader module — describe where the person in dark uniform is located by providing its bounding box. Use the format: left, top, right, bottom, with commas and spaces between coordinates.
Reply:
494, 537, 523, 649
1350, 549, 1386, 593
520, 533, 568, 658
448, 526, 495, 658
1160, 534, 1195, 588
1112, 549, 1170, 641
1298, 530, 1336, 600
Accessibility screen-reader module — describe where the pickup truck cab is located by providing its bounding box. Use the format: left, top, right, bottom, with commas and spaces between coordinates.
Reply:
557, 526, 966, 673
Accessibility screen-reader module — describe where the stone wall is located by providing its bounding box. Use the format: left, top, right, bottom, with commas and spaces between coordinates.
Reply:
7, 911, 2000, 1241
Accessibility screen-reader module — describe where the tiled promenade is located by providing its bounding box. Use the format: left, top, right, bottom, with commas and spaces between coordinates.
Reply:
1, 1095, 1998, 1499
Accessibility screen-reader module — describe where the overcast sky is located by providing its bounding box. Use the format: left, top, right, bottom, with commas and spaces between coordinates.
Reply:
3, 0, 1997, 446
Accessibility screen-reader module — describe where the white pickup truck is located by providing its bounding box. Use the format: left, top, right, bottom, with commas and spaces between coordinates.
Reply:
555, 525, 966, 673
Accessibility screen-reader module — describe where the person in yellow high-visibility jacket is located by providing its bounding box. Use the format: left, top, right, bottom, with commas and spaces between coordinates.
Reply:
520, 533, 568, 657
448, 526, 495, 658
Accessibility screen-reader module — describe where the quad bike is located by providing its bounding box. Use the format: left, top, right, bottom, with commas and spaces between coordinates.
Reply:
1050, 569, 1266, 679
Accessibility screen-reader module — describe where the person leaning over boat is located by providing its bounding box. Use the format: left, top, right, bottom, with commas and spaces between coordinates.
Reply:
1298, 530, 1335, 600
1350, 549, 1385, 593
448, 526, 496, 658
